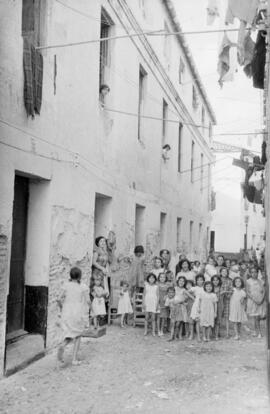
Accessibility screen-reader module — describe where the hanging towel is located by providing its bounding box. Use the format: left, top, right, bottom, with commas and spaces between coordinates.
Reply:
241, 32, 255, 77
225, 0, 259, 25
217, 34, 237, 87
23, 37, 35, 118
252, 31, 266, 89
207, 0, 219, 25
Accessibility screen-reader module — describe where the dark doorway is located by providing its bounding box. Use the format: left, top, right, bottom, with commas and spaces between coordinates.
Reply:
7, 176, 29, 336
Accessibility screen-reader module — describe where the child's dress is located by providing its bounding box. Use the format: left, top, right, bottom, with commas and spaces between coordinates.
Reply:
172, 287, 188, 322
91, 286, 106, 317
61, 281, 90, 339
199, 291, 217, 327
117, 289, 133, 315
144, 283, 158, 313
220, 277, 233, 319
158, 283, 169, 318
246, 278, 265, 317
229, 288, 247, 323
190, 286, 204, 320
186, 291, 195, 324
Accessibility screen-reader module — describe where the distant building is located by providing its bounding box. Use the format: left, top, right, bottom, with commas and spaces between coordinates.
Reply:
0, 0, 215, 375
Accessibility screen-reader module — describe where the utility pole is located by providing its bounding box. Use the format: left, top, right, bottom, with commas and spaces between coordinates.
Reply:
265, 1, 270, 380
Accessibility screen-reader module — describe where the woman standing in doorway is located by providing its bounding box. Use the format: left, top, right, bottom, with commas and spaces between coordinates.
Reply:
92, 236, 110, 294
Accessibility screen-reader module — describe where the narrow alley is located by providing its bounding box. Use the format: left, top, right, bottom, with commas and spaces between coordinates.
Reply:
0, 325, 268, 414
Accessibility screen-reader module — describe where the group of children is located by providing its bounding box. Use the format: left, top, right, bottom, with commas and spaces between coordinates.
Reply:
57, 252, 266, 365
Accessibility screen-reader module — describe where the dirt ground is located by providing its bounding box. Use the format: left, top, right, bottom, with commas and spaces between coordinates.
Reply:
0, 323, 269, 414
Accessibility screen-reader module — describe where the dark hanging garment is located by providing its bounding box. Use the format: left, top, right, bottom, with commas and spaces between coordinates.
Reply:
261, 141, 267, 165
33, 48, 43, 115
23, 37, 43, 117
23, 37, 35, 118
252, 31, 266, 89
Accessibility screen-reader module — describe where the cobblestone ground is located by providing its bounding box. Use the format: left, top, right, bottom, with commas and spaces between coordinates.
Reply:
0, 324, 269, 414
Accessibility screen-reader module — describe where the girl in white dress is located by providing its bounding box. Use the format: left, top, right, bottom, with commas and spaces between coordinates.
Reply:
117, 281, 133, 327
198, 281, 217, 342
57, 267, 90, 366
229, 277, 247, 340
91, 277, 108, 329
143, 273, 159, 336
190, 274, 205, 341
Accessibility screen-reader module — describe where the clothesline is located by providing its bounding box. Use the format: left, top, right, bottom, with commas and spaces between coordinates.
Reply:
35, 27, 268, 51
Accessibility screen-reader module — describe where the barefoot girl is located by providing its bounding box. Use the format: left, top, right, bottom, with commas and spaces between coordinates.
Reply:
143, 273, 159, 336
165, 286, 185, 341
190, 274, 205, 341
220, 267, 233, 338
198, 281, 217, 342
117, 281, 133, 328
246, 267, 265, 338
91, 277, 108, 329
185, 280, 195, 339
229, 277, 247, 340
173, 276, 189, 340
157, 273, 169, 336
211, 275, 222, 340
57, 267, 90, 366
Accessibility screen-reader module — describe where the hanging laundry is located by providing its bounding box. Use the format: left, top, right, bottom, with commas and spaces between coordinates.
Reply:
252, 30, 266, 89
248, 170, 264, 191
225, 0, 259, 25
261, 140, 267, 165
241, 33, 255, 77
206, 0, 219, 25
217, 33, 237, 87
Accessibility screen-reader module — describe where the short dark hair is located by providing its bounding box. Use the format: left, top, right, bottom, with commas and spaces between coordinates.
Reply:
220, 266, 229, 276
120, 280, 129, 287
70, 267, 82, 282
160, 249, 170, 256
158, 273, 167, 282
163, 144, 171, 150
95, 236, 105, 247
195, 273, 205, 284
232, 277, 245, 289
177, 276, 186, 287
146, 273, 157, 283
181, 259, 191, 271
211, 274, 221, 286
134, 245, 144, 254
167, 286, 175, 293
99, 84, 110, 93
153, 256, 163, 264
204, 281, 214, 292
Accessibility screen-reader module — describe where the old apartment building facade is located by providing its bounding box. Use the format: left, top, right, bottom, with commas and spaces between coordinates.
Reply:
0, 0, 215, 375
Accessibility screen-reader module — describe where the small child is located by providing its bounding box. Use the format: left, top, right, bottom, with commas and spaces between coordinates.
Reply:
204, 256, 217, 281
198, 281, 217, 342
117, 280, 133, 328
185, 280, 195, 340
143, 273, 159, 336
173, 276, 189, 340
57, 267, 90, 366
190, 274, 205, 341
157, 273, 169, 336
220, 266, 233, 338
229, 277, 247, 340
211, 275, 222, 340
150, 256, 164, 279
165, 286, 183, 341
91, 277, 108, 329
246, 267, 265, 338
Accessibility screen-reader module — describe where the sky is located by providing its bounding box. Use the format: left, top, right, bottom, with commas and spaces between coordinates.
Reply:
173, 0, 263, 198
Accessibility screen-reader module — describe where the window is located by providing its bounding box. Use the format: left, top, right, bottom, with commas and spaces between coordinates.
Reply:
191, 141, 195, 183
135, 204, 145, 245
199, 223, 202, 245
189, 221, 194, 251
201, 106, 205, 129
99, 8, 114, 87
22, 0, 43, 46
179, 57, 185, 84
200, 153, 204, 192
209, 122, 213, 140
162, 99, 168, 146
177, 218, 182, 251
207, 163, 211, 210
192, 85, 199, 110
210, 231, 215, 251
160, 212, 167, 249
178, 123, 183, 173
138, 65, 147, 141
164, 22, 171, 62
